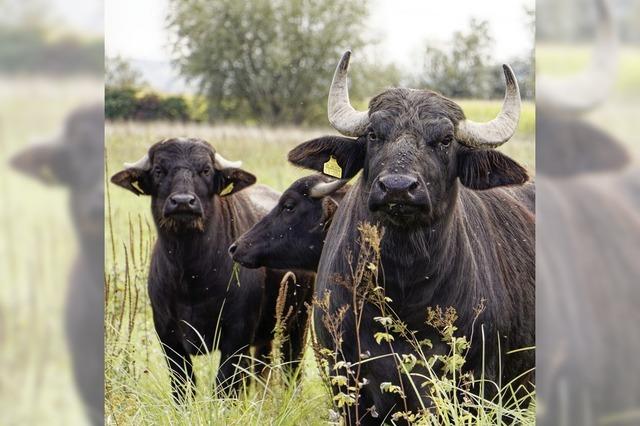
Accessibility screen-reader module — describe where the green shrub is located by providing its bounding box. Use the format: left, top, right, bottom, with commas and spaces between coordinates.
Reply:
105, 87, 138, 120
160, 96, 190, 121
106, 88, 192, 121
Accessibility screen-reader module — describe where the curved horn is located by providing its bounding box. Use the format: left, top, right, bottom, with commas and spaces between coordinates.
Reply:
536, 0, 617, 115
214, 152, 242, 169
328, 50, 370, 137
455, 64, 521, 148
309, 178, 348, 198
124, 153, 150, 170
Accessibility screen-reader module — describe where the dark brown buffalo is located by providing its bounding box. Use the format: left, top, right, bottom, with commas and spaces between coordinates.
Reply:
288, 52, 535, 424
111, 138, 312, 401
230, 174, 348, 272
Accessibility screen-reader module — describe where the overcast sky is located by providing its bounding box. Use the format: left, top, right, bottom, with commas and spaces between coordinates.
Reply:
105, 0, 534, 67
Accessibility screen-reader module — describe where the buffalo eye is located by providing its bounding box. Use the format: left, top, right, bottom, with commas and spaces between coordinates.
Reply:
201, 166, 212, 177
153, 165, 165, 179
283, 201, 296, 213
367, 131, 378, 143
440, 135, 453, 146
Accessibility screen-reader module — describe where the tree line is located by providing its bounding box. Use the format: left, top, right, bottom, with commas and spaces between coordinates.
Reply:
107, 0, 534, 124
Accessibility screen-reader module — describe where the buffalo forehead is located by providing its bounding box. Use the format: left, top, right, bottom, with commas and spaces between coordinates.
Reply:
150, 139, 214, 166
369, 88, 464, 121
369, 89, 462, 140
291, 174, 330, 194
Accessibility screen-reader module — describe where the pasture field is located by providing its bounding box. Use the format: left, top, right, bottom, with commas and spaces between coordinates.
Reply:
105, 100, 535, 425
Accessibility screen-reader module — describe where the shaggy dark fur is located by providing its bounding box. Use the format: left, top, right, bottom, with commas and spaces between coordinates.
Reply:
231, 174, 349, 272
111, 138, 313, 401
289, 88, 535, 424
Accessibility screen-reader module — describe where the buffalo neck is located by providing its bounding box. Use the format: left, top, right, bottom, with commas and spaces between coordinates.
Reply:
354, 179, 480, 314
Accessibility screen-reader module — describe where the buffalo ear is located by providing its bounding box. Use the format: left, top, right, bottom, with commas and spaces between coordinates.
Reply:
110, 168, 151, 196
320, 197, 339, 230
457, 150, 529, 190
11, 143, 70, 185
288, 136, 365, 179
214, 168, 256, 197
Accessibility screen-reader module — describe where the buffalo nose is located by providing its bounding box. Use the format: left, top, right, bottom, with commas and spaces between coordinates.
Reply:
228, 243, 238, 255
169, 193, 196, 207
377, 174, 419, 195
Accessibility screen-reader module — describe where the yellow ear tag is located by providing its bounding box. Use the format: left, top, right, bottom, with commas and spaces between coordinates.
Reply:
220, 182, 234, 196
323, 155, 342, 178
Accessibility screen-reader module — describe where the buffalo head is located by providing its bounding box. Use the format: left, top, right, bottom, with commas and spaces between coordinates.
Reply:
289, 51, 528, 228
229, 174, 346, 270
111, 138, 256, 232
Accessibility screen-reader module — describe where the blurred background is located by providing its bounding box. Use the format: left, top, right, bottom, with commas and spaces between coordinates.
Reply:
0, 0, 103, 424
536, 0, 640, 424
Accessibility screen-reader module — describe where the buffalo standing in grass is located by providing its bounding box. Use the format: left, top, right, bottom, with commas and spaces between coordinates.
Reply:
111, 138, 313, 401
288, 52, 535, 423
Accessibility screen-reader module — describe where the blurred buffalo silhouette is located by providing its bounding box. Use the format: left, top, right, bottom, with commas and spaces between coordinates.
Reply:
11, 103, 104, 425
537, 0, 640, 423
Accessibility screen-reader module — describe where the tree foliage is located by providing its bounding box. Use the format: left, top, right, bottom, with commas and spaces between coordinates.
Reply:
167, 0, 370, 125
413, 18, 533, 100
106, 55, 146, 89
414, 19, 495, 99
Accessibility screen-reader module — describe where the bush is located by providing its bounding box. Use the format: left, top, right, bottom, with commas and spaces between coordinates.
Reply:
105, 88, 191, 121
133, 93, 163, 121
160, 96, 190, 121
105, 87, 138, 120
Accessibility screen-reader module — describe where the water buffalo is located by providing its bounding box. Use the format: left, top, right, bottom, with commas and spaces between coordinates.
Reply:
11, 103, 104, 425
110, 138, 313, 401
288, 52, 535, 423
230, 174, 349, 272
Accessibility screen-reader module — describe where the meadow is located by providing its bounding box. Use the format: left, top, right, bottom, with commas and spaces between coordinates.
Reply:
105, 100, 535, 425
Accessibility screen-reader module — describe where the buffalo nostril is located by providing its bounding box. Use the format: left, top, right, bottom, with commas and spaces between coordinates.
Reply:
409, 181, 419, 191
228, 243, 238, 255
170, 193, 196, 207
378, 180, 387, 192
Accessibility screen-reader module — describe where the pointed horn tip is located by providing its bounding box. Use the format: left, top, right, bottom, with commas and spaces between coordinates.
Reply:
502, 64, 517, 86
338, 50, 352, 72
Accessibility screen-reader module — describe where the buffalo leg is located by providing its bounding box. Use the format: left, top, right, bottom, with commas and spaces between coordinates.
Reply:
165, 343, 196, 403
216, 344, 251, 396
155, 319, 196, 403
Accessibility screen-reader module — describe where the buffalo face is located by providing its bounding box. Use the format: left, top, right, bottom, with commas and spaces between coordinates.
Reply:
288, 51, 528, 228
230, 175, 341, 270
289, 91, 528, 228
111, 138, 256, 233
